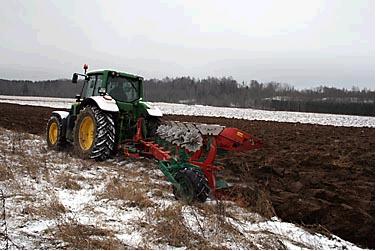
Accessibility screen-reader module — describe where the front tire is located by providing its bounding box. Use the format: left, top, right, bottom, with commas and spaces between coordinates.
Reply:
46, 115, 66, 149
73, 106, 115, 161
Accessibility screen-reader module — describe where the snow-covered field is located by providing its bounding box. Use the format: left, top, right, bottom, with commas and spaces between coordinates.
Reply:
0, 95, 374, 128
0, 128, 361, 249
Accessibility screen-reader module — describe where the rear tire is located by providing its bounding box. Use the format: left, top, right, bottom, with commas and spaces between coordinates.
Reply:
73, 106, 115, 161
46, 115, 66, 149
173, 167, 210, 203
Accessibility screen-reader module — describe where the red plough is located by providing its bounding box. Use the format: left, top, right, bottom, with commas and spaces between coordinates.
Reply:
123, 118, 262, 202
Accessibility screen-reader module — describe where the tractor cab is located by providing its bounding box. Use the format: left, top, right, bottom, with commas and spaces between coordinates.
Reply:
69, 65, 162, 147
74, 68, 144, 104
106, 71, 141, 103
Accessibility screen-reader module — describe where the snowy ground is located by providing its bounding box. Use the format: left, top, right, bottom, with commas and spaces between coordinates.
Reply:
0, 95, 373, 128
0, 128, 361, 249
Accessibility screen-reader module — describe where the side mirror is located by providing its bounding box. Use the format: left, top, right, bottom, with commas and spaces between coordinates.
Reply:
75, 94, 81, 102
72, 73, 78, 83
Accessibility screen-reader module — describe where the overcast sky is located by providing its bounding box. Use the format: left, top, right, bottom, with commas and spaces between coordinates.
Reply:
0, 0, 374, 89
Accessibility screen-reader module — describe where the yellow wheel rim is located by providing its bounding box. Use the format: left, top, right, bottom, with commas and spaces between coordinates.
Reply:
49, 121, 58, 145
79, 116, 95, 150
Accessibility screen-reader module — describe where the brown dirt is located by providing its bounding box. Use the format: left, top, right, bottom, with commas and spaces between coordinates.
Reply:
0, 103, 374, 248
0, 103, 65, 135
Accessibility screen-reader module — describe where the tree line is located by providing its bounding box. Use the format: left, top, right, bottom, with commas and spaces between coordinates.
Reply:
143, 77, 374, 116
0, 77, 374, 116
0, 79, 82, 98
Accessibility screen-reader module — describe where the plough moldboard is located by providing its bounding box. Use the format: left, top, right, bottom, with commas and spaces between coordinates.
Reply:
122, 118, 262, 203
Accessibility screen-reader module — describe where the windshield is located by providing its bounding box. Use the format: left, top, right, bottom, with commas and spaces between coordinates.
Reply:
107, 76, 140, 102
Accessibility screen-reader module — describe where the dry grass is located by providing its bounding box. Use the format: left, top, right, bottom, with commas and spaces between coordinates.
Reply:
56, 217, 125, 249
9, 132, 25, 154
7, 131, 36, 158
0, 164, 14, 181
23, 157, 41, 179
78, 159, 99, 171
100, 177, 154, 208
37, 153, 52, 183
222, 185, 276, 218
0, 132, 46, 180
253, 189, 276, 218
300, 222, 333, 238
3, 154, 41, 180
55, 173, 81, 190
152, 204, 199, 248
150, 204, 223, 249
22, 197, 66, 219
151, 188, 164, 197
192, 201, 259, 249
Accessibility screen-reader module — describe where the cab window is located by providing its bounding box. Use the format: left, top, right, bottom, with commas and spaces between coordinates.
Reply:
82, 76, 95, 98
93, 75, 103, 96
82, 74, 102, 98
107, 76, 140, 102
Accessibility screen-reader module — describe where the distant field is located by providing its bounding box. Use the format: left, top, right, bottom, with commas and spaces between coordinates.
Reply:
0, 95, 374, 128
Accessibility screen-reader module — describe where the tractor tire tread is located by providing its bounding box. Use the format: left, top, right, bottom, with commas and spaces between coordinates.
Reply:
73, 106, 115, 161
90, 106, 115, 160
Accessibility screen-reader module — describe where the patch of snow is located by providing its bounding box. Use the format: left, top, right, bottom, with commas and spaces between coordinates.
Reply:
21, 219, 55, 234
58, 188, 98, 212
230, 216, 360, 250
116, 231, 143, 247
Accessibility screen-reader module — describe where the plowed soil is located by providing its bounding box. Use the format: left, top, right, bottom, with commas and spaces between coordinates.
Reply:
0, 103, 374, 248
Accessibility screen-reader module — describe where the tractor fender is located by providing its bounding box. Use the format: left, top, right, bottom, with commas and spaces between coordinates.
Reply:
144, 102, 163, 117
52, 111, 69, 120
82, 96, 119, 112
51, 111, 69, 137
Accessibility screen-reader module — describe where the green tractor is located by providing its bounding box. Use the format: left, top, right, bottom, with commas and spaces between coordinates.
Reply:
46, 65, 162, 160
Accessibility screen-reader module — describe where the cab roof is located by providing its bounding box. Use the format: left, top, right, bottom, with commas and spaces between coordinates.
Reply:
87, 69, 143, 80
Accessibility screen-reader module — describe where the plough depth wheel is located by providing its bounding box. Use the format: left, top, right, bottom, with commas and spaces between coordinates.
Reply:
173, 168, 210, 203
